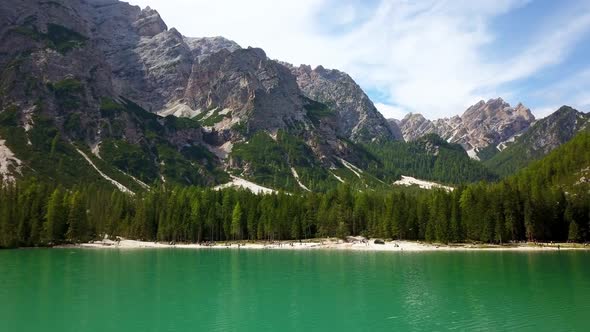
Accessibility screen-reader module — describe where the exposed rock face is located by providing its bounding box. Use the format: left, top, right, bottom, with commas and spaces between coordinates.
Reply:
395, 98, 535, 158
133, 6, 167, 37
289, 65, 401, 142
398, 114, 438, 141
0, 0, 397, 147
461, 99, 534, 150
509, 106, 589, 155
0, 0, 224, 186
184, 48, 307, 132
0, 0, 379, 187
184, 36, 241, 62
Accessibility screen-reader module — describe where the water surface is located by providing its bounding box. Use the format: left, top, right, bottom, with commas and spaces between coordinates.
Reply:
1, 249, 589, 331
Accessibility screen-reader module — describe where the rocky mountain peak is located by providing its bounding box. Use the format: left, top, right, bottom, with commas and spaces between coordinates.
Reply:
289, 64, 401, 142
399, 113, 436, 141
394, 98, 535, 158
133, 6, 167, 37
183, 36, 241, 62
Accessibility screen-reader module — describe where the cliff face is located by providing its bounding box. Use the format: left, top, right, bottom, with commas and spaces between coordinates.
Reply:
289, 64, 402, 142
0, 0, 395, 190
0, 0, 227, 187
183, 48, 307, 133
396, 98, 535, 159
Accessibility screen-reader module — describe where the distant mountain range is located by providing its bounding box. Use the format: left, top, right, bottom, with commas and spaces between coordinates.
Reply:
390, 98, 535, 160
0, 0, 587, 192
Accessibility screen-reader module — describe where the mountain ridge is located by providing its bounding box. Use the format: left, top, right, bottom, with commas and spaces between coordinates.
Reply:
391, 98, 535, 160
0, 0, 586, 192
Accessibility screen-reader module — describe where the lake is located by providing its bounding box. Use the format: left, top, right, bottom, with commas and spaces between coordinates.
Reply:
1, 249, 589, 331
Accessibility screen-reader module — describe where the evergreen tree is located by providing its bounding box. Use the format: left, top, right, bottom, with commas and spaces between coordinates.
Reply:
44, 188, 66, 243
231, 202, 243, 240
66, 191, 87, 242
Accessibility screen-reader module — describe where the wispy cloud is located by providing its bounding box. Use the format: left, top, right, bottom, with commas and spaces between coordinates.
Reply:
128, 0, 590, 119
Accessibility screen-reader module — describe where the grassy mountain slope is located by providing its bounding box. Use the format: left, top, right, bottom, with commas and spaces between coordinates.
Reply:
485, 106, 589, 177
509, 130, 590, 190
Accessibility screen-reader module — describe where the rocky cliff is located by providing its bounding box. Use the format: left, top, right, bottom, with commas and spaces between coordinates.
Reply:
0, 0, 402, 191
288, 64, 402, 142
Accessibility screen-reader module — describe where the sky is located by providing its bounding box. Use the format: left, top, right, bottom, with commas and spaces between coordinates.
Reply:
127, 0, 590, 120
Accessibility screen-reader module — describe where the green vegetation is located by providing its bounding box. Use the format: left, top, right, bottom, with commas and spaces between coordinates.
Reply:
48, 78, 83, 109
96, 98, 225, 186
194, 108, 231, 126
229, 132, 498, 192
364, 134, 498, 184
0, 105, 102, 187
485, 106, 589, 177
13, 23, 87, 54
163, 115, 201, 130
1, 131, 588, 248
475, 144, 499, 162
231, 121, 249, 136
100, 139, 158, 183
100, 98, 125, 118
303, 98, 334, 125
508, 131, 590, 189
230, 131, 340, 191
0, 99, 225, 190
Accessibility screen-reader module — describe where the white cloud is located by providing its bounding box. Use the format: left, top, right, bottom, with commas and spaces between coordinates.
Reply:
374, 103, 406, 120
127, 0, 590, 119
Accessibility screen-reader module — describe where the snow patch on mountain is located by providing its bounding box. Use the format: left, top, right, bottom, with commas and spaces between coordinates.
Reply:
393, 175, 454, 191
0, 138, 22, 183
339, 158, 363, 178
214, 175, 276, 195
331, 172, 345, 183
75, 148, 134, 195
291, 167, 311, 191
466, 149, 480, 160
159, 102, 201, 118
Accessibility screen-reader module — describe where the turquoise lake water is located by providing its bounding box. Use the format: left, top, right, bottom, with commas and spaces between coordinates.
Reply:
1, 249, 589, 331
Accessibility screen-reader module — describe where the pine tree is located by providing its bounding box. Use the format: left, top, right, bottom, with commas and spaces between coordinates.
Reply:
66, 191, 87, 243
568, 221, 580, 242
44, 188, 66, 244
231, 202, 243, 240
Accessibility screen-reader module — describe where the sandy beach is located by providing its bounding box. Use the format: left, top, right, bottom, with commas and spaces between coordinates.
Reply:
63, 237, 590, 252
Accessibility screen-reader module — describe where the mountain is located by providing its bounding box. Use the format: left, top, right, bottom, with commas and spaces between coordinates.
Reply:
508, 130, 590, 191
0, 0, 506, 192
484, 106, 590, 177
288, 64, 402, 142
395, 98, 535, 159
363, 134, 498, 184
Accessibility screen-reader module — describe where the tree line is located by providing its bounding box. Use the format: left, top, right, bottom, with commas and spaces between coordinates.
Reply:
1, 179, 588, 248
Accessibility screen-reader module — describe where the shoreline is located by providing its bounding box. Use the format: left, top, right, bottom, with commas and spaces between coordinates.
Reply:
56, 237, 590, 252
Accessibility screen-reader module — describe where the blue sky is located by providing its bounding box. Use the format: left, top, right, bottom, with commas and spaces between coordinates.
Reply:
128, 0, 590, 119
